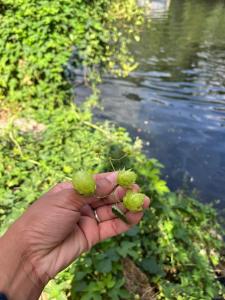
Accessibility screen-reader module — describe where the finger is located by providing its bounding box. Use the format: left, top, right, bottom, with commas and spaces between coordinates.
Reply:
93, 172, 118, 197
78, 216, 100, 249
95, 194, 150, 222
124, 195, 150, 222
91, 184, 140, 209
91, 185, 126, 209
45, 171, 118, 197
99, 211, 143, 241
40, 172, 117, 210
143, 196, 151, 209
80, 205, 95, 218
95, 203, 128, 222
46, 172, 118, 204
46, 182, 73, 196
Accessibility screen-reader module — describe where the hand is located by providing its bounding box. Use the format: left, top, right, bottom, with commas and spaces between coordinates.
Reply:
0, 172, 150, 300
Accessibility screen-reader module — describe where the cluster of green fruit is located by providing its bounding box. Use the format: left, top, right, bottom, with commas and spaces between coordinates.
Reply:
72, 170, 145, 215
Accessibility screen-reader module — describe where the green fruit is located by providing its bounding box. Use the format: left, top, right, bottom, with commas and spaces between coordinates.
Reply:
117, 169, 137, 187
72, 170, 96, 196
123, 191, 145, 212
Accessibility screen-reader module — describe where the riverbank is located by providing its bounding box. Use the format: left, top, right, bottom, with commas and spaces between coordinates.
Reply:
90, 0, 225, 208
1, 103, 224, 300
0, 0, 224, 299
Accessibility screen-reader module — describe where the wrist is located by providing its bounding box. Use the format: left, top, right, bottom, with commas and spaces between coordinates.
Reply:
0, 226, 44, 300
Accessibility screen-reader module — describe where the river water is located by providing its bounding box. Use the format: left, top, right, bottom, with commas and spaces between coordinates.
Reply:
76, 0, 225, 209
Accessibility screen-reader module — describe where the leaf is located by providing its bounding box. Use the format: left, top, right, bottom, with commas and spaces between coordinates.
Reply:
80, 292, 102, 300
134, 35, 140, 42
73, 281, 88, 292
125, 225, 139, 237
108, 288, 130, 300
104, 248, 120, 262
140, 257, 165, 276
103, 274, 115, 289
116, 241, 136, 257
75, 271, 88, 280
95, 258, 112, 273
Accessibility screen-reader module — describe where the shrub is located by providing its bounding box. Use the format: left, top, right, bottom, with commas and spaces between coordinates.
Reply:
0, 0, 142, 108
0, 0, 224, 299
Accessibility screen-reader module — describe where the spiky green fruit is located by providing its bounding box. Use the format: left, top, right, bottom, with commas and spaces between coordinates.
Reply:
117, 169, 137, 188
123, 191, 145, 212
72, 171, 96, 196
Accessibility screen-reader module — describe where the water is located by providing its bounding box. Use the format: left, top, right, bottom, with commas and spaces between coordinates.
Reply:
76, 0, 225, 209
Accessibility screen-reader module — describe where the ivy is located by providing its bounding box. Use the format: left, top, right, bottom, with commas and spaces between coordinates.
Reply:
0, 0, 224, 299
0, 0, 142, 108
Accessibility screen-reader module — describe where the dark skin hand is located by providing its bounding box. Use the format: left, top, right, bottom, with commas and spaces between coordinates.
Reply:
0, 172, 150, 300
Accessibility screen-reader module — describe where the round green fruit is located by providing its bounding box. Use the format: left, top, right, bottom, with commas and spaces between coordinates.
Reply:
117, 169, 137, 188
123, 191, 145, 212
72, 170, 96, 196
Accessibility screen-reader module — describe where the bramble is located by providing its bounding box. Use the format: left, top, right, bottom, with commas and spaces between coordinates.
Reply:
123, 190, 145, 212
117, 169, 137, 187
72, 171, 96, 196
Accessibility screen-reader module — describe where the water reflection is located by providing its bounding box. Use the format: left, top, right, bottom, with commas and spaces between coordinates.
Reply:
94, 0, 225, 208
138, 0, 171, 17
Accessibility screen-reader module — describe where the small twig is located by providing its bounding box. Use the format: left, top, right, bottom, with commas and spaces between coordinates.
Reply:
110, 153, 128, 161
82, 120, 112, 138
28, 159, 40, 166
9, 132, 23, 157
9, 131, 40, 166
109, 156, 116, 171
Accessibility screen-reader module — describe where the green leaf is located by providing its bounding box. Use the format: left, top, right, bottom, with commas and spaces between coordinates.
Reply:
73, 281, 88, 292
75, 271, 88, 281
95, 259, 112, 273
116, 241, 136, 257
140, 257, 165, 276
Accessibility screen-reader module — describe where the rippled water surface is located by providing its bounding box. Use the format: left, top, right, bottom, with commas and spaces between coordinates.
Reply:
78, 0, 225, 207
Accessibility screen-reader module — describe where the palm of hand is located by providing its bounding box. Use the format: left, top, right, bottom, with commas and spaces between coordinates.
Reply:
14, 173, 149, 285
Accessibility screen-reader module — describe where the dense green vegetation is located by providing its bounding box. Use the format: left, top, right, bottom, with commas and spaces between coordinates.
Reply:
0, 0, 141, 108
0, 0, 224, 299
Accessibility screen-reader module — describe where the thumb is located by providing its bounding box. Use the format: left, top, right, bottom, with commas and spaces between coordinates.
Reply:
44, 172, 118, 211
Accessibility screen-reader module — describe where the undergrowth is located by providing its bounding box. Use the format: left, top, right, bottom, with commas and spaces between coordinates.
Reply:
0, 0, 224, 299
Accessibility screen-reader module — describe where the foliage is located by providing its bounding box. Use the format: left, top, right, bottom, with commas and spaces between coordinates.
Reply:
0, 0, 224, 299
0, 0, 142, 108
1, 107, 224, 299
71, 178, 225, 300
